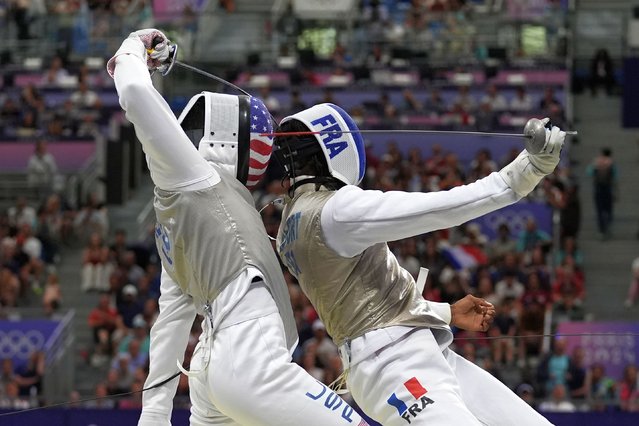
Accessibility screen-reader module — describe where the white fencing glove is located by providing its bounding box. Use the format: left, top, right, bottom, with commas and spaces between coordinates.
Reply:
499, 118, 566, 197
107, 29, 172, 78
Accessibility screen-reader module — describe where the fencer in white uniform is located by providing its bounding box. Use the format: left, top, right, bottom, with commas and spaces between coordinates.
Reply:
108, 30, 368, 426
274, 103, 563, 425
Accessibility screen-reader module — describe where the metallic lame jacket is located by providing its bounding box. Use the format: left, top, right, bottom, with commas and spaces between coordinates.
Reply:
276, 184, 450, 346
153, 167, 297, 350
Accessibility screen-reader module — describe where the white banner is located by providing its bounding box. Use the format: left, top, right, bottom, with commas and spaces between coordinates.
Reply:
293, 0, 356, 20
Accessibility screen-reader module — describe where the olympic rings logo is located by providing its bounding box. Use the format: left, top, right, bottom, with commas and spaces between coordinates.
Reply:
0, 330, 46, 359
478, 209, 549, 236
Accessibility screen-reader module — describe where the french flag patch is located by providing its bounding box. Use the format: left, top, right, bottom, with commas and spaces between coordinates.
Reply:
387, 377, 434, 418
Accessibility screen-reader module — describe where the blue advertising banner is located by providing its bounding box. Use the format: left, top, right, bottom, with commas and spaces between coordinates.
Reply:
0, 319, 59, 369
557, 322, 639, 381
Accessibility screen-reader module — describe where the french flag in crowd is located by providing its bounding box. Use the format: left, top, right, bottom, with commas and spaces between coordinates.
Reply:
441, 244, 488, 270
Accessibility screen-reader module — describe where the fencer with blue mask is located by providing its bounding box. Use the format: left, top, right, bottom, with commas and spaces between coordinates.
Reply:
108, 29, 368, 426
274, 103, 563, 425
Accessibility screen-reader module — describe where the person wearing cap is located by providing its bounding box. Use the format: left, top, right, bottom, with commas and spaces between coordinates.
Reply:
108, 29, 367, 426
274, 103, 564, 425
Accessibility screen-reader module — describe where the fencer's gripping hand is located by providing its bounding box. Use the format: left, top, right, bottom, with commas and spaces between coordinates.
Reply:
450, 295, 495, 332
498, 118, 566, 198
528, 118, 566, 175
107, 29, 171, 78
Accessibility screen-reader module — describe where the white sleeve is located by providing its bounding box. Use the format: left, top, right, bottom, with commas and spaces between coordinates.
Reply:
112, 37, 218, 191
321, 172, 520, 257
138, 269, 196, 426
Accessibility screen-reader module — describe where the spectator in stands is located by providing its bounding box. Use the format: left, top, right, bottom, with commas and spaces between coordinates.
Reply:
7, 197, 37, 229
539, 87, 561, 112
88, 292, 119, 366
112, 337, 146, 373
15, 351, 44, 399
396, 238, 420, 278
401, 89, 423, 112
42, 270, 62, 316
481, 84, 508, 111
70, 80, 102, 109
117, 284, 143, 329
45, 112, 73, 138
111, 353, 135, 390
495, 271, 525, 302
16, 109, 39, 138
118, 251, 145, 287
259, 85, 280, 116
118, 314, 150, 355
552, 291, 585, 327
559, 183, 581, 239
301, 350, 324, 382
42, 56, 71, 86
517, 300, 545, 365
510, 86, 533, 112
556, 236, 583, 269
516, 218, 551, 253
0, 98, 21, 135
365, 44, 391, 68
625, 256, 639, 308
587, 147, 617, 240
590, 48, 615, 96
619, 364, 639, 412
108, 228, 129, 264
74, 193, 109, 242
488, 223, 516, 262
451, 85, 477, 112
0, 358, 16, 393
538, 383, 576, 412
10, 0, 31, 40
538, 337, 571, 395
84, 383, 116, 409
27, 140, 59, 198
0, 263, 20, 307
81, 233, 111, 292
318, 88, 336, 105
552, 261, 585, 303
301, 320, 338, 369
15, 222, 45, 291
522, 271, 550, 308
119, 380, 144, 409
475, 101, 498, 132
488, 297, 516, 365
539, 87, 565, 127
105, 368, 125, 395
567, 346, 587, 402
585, 363, 616, 411
468, 148, 497, 182
0, 380, 31, 409
287, 89, 307, 114
20, 85, 45, 113
424, 88, 446, 114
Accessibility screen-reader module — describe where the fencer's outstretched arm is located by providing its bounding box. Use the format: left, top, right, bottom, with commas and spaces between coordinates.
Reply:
138, 269, 197, 426
322, 125, 565, 257
322, 172, 518, 257
110, 34, 217, 191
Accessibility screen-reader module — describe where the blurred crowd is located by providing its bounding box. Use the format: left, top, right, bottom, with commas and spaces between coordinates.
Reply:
0, 56, 110, 139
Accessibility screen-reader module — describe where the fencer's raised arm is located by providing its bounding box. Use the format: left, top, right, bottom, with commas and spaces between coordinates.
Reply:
322, 125, 566, 257
108, 31, 216, 191
138, 270, 196, 426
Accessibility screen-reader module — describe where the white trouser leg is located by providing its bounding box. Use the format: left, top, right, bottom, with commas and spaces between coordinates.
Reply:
444, 349, 554, 426
189, 284, 367, 426
347, 328, 481, 426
